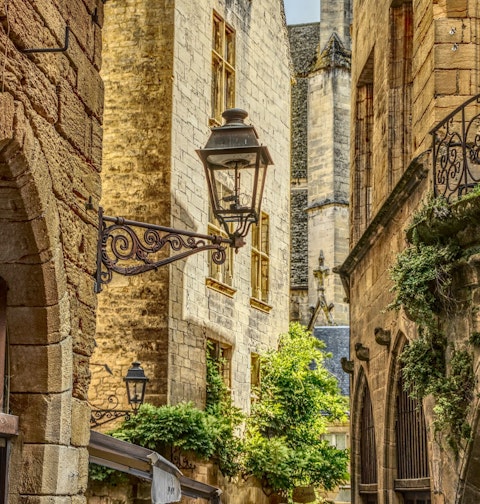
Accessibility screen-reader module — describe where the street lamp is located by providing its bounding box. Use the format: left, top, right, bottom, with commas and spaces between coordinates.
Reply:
124, 361, 149, 413
90, 361, 149, 427
197, 108, 273, 248
94, 109, 273, 293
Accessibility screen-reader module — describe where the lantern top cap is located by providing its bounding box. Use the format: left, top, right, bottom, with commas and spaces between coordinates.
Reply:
124, 361, 149, 382
222, 108, 249, 126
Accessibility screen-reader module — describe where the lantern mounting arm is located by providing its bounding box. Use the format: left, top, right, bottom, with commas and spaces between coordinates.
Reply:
94, 207, 243, 293
90, 403, 133, 427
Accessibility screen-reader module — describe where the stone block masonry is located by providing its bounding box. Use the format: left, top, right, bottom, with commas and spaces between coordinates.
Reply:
0, 0, 104, 502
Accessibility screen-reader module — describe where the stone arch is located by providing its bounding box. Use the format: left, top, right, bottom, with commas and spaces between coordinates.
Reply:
352, 366, 378, 501
0, 95, 74, 498
384, 329, 431, 503
382, 330, 407, 504
456, 390, 480, 501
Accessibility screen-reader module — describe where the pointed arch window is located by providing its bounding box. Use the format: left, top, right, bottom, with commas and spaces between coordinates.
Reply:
395, 367, 431, 501
359, 383, 378, 502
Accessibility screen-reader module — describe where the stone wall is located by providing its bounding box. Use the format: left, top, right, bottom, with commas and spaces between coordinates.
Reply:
90, 0, 291, 501
0, 0, 103, 502
347, 0, 480, 502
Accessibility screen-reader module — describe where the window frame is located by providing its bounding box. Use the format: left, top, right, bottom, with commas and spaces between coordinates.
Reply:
211, 12, 235, 126
207, 340, 232, 391
250, 212, 270, 308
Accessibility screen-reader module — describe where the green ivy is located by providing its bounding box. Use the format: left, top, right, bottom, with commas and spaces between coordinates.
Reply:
389, 195, 476, 453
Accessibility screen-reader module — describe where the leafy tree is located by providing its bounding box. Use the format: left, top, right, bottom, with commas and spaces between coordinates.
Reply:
90, 323, 350, 495
243, 323, 349, 495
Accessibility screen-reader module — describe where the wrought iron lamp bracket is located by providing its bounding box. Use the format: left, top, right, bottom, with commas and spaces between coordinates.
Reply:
95, 207, 233, 293
89, 394, 131, 428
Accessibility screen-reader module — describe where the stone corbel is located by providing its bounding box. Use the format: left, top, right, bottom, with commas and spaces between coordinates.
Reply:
374, 327, 391, 347
355, 342, 370, 362
340, 357, 354, 374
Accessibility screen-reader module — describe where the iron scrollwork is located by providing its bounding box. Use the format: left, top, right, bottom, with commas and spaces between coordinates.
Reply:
431, 93, 480, 202
95, 208, 231, 293
89, 394, 131, 428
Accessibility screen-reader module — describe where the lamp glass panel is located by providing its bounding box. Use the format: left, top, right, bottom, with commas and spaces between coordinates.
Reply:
126, 380, 145, 405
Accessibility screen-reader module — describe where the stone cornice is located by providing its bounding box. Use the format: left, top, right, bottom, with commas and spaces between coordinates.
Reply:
333, 151, 430, 300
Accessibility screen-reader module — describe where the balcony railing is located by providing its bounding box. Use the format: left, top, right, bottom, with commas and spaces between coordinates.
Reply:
431, 93, 480, 202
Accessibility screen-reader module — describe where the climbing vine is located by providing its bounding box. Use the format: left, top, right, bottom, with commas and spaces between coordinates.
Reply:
389, 195, 476, 454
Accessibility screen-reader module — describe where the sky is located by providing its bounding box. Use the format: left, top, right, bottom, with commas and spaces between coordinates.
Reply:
283, 0, 320, 25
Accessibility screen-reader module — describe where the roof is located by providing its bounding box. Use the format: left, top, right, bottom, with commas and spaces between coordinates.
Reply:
314, 326, 350, 396
88, 430, 222, 503
287, 22, 320, 76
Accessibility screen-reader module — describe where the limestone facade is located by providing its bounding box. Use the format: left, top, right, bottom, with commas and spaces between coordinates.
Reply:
0, 0, 104, 502
339, 0, 480, 503
90, 0, 291, 500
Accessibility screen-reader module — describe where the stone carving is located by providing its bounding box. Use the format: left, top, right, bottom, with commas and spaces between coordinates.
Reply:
355, 342, 370, 362
374, 327, 391, 347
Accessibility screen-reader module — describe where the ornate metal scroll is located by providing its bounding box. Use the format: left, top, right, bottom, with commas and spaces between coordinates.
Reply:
170, 446, 197, 470
89, 395, 131, 427
95, 208, 231, 293
431, 93, 480, 202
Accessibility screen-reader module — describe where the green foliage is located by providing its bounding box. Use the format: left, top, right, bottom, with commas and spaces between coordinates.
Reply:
388, 240, 460, 327
409, 193, 451, 228
113, 402, 216, 456
432, 349, 474, 452
390, 195, 476, 454
469, 331, 480, 346
89, 324, 349, 494
89, 463, 129, 484
400, 331, 446, 400
244, 323, 349, 493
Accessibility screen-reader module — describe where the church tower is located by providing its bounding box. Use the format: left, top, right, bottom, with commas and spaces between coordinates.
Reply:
289, 0, 352, 328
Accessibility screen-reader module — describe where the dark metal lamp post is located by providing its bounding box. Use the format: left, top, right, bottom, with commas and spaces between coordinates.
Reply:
90, 361, 149, 427
94, 109, 273, 293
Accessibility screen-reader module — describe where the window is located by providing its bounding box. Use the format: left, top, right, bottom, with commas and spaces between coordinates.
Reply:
395, 368, 429, 480
360, 384, 377, 486
322, 432, 348, 450
353, 52, 374, 243
389, 1, 413, 188
251, 213, 269, 303
395, 365, 430, 503
207, 185, 235, 293
207, 340, 232, 390
211, 12, 235, 125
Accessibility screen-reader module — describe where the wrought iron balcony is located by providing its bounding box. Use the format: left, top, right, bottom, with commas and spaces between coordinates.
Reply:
431, 93, 480, 202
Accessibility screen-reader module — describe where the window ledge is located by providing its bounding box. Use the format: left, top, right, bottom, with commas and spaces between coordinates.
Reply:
206, 277, 236, 297
250, 297, 272, 313
394, 478, 430, 491
358, 483, 378, 494
0, 413, 19, 437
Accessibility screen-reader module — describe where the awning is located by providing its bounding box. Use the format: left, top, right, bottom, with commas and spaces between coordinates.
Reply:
88, 430, 222, 503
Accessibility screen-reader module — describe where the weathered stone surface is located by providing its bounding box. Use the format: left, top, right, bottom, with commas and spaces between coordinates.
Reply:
10, 338, 72, 394
71, 398, 90, 447
0, 93, 14, 148
20, 444, 82, 495
10, 392, 71, 444
346, 0, 480, 502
